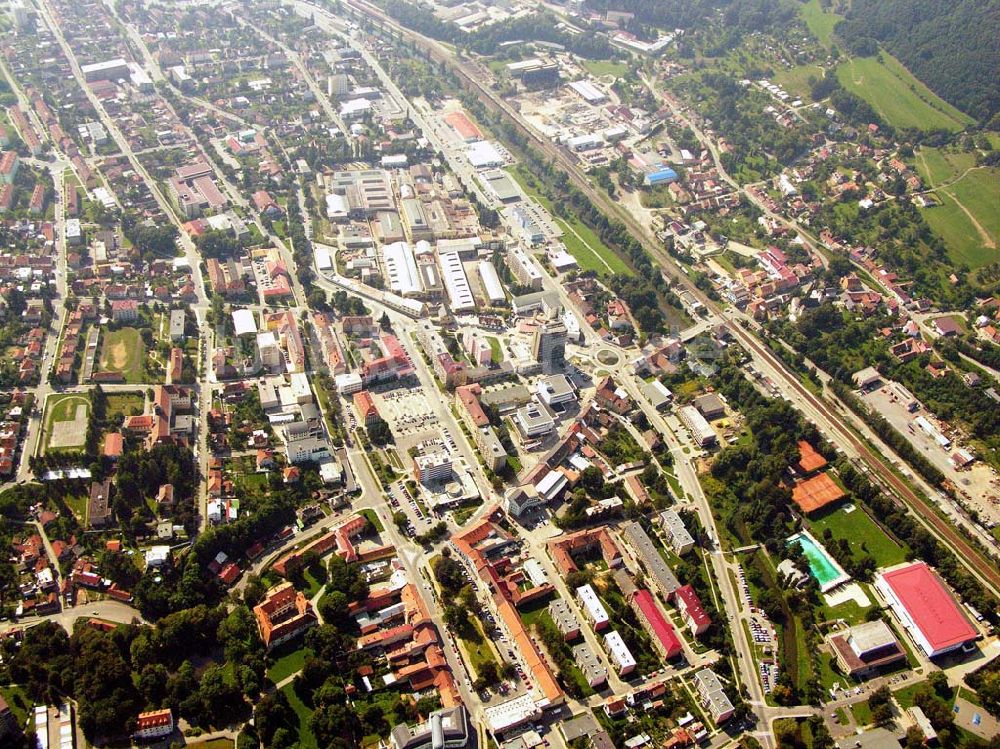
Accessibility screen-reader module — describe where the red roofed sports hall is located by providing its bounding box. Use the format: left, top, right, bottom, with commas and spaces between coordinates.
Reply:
874, 561, 978, 658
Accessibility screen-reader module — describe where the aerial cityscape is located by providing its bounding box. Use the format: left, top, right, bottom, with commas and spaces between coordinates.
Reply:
0, 0, 997, 748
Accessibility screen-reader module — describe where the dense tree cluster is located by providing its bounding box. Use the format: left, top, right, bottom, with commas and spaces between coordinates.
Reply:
966, 657, 1000, 718
196, 229, 245, 260
673, 73, 812, 182
0, 604, 263, 743
122, 214, 179, 260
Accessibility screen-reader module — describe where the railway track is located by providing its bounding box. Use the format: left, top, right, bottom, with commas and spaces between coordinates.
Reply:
322, 0, 1000, 600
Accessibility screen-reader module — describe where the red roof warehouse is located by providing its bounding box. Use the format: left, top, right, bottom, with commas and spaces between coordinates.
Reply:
875, 562, 978, 657
631, 589, 683, 659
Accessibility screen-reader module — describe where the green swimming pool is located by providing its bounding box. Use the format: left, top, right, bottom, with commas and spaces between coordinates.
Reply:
787, 531, 851, 592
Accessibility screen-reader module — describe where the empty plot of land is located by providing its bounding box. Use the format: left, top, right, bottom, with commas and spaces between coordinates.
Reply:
772, 64, 826, 99
44, 395, 91, 451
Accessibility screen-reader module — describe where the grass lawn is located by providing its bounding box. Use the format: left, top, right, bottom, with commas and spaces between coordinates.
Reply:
360, 508, 385, 532
819, 589, 875, 625
187, 740, 235, 749
773, 64, 826, 99
280, 683, 318, 749
63, 491, 89, 524
461, 618, 499, 677
98, 327, 146, 383
892, 681, 928, 709
850, 700, 873, 727
557, 218, 631, 276
486, 336, 504, 363
105, 392, 145, 421
920, 167, 1000, 270
453, 505, 477, 525
836, 53, 974, 133
297, 568, 324, 599
583, 60, 630, 79
663, 470, 684, 501
817, 651, 849, 690
800, 0, 841, 47
509, 166, 632, 277
0, 685, 31, 728
808, 503, 907, 568
519, 597, 555, 628
267, 644, 312, 684
43, 393, 91, 452
794, 616, 812, 691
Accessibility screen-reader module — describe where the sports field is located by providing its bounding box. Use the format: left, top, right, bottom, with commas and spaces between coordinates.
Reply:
836, 54, 975, 133
43, 393, 91, 452
583, 60, 630, 79
98, 327, 146, 383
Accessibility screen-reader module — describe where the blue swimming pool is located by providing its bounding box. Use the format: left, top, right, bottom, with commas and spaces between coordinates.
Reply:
787, 531, 850, 592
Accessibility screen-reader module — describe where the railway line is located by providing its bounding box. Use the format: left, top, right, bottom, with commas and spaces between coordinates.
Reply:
316, 0, 1000, 599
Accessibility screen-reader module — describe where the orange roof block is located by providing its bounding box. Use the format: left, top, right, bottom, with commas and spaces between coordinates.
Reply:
796, 441, 827, 474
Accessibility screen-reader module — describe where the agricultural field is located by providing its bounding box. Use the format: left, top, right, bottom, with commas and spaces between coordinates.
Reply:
836, 53, 975, 133
914, 146, 978, 187
919, 167, 1000, 270
97, 327, 146, 383
42, 393, 91, 453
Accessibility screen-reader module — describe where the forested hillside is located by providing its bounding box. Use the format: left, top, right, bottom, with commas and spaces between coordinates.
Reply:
836, 0, 1000, 123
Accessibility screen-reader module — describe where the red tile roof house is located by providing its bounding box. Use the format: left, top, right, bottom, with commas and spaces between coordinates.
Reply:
353, 390, 380, 425
253, 190, 284, 217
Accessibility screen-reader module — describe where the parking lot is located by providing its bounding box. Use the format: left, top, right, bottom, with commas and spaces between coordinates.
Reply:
385, 478, 432, 535
373, 388, 442, 455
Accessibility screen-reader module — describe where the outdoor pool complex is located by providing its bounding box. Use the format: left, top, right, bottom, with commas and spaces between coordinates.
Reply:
787, 530, 851, 593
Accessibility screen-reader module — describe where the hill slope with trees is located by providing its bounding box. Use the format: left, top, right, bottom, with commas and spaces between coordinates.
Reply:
836, 0, 1000, 123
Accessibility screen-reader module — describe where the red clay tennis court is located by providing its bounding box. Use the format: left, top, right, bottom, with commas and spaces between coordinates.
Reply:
791, 471, 846, 514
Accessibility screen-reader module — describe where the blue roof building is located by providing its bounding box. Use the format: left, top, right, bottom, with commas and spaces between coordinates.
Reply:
645, 167, 678, 186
